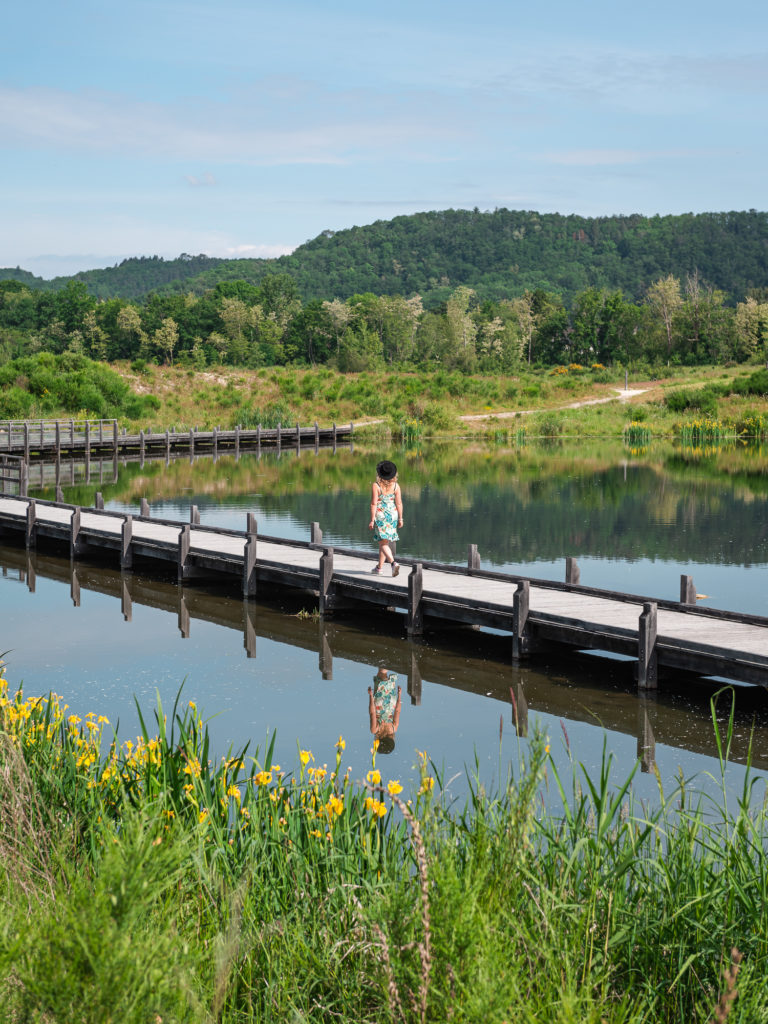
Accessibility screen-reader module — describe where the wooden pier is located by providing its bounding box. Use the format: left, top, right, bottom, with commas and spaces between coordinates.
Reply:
0, 418, 353, 464
0, 494, 766, 690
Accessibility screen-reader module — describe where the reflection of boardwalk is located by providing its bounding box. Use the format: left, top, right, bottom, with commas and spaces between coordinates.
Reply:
0, 494, 767, 689
5, 545, 768, 772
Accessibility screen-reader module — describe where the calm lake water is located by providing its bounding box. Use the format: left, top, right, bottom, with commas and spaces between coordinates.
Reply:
2, 437, 767, 805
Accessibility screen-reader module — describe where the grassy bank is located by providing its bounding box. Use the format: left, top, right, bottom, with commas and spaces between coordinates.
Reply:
1, 669, 767, 1023
2, 354, 767, 442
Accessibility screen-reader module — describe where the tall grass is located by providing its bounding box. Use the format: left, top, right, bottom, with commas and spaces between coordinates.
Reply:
2, 670, 768, 1022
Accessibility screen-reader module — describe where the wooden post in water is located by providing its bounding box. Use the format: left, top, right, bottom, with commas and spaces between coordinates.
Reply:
332, 422, 337, 452
243, 601, 256, 658
319, 546, 335, 615
165, 429, 170, 457
213, 426, 218, 458
276, 423, 282, 453
314, 422, 319, 451
178, 592, 190, 639
121, 515, 133, 569
94, 491, 104, 510
25, 499, 36, 550
235, 425, 240, 459
407, 563, 424, 637
55, 421, 61, 459
140, 498, 150, 518
113, 419, 118, 453
637, 602, 658, 690
190, 505, 200, 525
189, 428, 195, 455
243, 513, 257, 597
71, 567, 80, 608
680, 574, 696, 605
19, 459, 28, 498
23, 422, 29, 461
85, 420, 91, 454
565, 557, 580, 585
139, 430, 145, 460
637, 698, 656, 773
25, 552, 35, 593
512, 580, 530, 662
319, 627, 333, 680
408, 648, 422, 705
511, 682, 528, 737
468, 544, 480, 571
121, 576, 132, 621
310, 521, 323, 548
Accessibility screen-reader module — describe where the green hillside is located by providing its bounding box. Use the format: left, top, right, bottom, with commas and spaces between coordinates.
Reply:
2, 208, 768, 306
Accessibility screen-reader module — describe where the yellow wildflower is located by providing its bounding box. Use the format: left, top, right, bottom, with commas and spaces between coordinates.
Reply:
366, 769, 382, 786
387, 780, 403, 797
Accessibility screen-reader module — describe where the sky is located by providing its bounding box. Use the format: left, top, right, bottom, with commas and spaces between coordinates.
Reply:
1, 0, 767, 279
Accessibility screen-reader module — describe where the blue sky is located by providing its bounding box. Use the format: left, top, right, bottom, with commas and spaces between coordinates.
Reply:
2, 0, 766, 278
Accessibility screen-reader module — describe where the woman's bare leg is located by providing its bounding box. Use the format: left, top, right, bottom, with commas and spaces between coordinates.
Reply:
378, 541, 393, 567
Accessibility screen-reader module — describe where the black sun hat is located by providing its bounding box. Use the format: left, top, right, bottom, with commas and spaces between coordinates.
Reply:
376, 460, 397, 480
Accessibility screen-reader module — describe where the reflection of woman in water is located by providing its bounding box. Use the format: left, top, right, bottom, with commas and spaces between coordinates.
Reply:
368, 667, 402, 754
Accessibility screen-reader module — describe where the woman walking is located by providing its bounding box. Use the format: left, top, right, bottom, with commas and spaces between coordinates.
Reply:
369, 459, 403, 576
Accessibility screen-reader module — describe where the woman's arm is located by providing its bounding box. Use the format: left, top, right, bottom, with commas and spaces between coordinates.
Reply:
369, 482, 379, 530
368, 686, 378, 732
395, 484, 404, 527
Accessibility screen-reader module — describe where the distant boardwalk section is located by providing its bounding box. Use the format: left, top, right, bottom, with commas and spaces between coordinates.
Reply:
0, 418, 353, 464
0, 494, 766, 691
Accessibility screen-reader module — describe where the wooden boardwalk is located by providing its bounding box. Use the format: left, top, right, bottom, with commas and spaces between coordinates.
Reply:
0, 418, 353, 462
0, 494, 766, 689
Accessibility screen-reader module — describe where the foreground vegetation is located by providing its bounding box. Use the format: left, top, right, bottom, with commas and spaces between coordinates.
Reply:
1, 667, 767, 1023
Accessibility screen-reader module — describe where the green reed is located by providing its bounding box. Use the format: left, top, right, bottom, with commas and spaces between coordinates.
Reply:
2, 673, 768, 1022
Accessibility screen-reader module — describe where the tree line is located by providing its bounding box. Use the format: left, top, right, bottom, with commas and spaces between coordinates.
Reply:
2, 208, 768, 309
1, 271, 767, 374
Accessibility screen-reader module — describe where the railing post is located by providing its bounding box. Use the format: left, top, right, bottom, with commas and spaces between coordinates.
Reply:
680, 574, 696, 605
85, 420, 91, 452
512, 580, 530, 661
296, 422, 301, 448
406, 563, 424, 637
310, 521, 323, 548
70, 507, 84, 559
190, 504, 200, 525
55, 421, 61, 459
277, 423, 282, 453
25, 498, 36, 549
235, 424, 240, 458
20, 459, 28, 498
113, 419, 118, 452
56, 485, 64, 504
314, 421, 319, 450
319, 546, 334, 615
189, 428, 195, 455
178, 524, 191, 582
638, 602, 658, 690
121, 515, 133, 569
566, 557, 580, 585
468, 544, 480, 571
95, 491, 104, 509
23, 422, 29, 460
139, 429, 145, 459
140, 498, 150, 518
243, 513, 257, 597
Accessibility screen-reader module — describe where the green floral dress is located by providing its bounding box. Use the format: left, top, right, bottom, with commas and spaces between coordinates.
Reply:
373, 483, 399, 542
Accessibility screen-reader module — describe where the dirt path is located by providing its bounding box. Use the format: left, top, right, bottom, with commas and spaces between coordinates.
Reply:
353, 387, 652, 428
458, 387, 651, 421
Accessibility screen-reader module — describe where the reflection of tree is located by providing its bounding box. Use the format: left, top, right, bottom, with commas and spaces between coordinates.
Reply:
49, 442, 768, 568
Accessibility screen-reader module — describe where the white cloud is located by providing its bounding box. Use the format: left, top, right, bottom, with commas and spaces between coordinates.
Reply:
185, 172, 217, 187
0, 80, 466, 166
222, 243, 295, 258
543, 148, 711, 166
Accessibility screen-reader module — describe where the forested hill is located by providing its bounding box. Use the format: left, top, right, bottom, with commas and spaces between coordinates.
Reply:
3, 208, 768, 306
